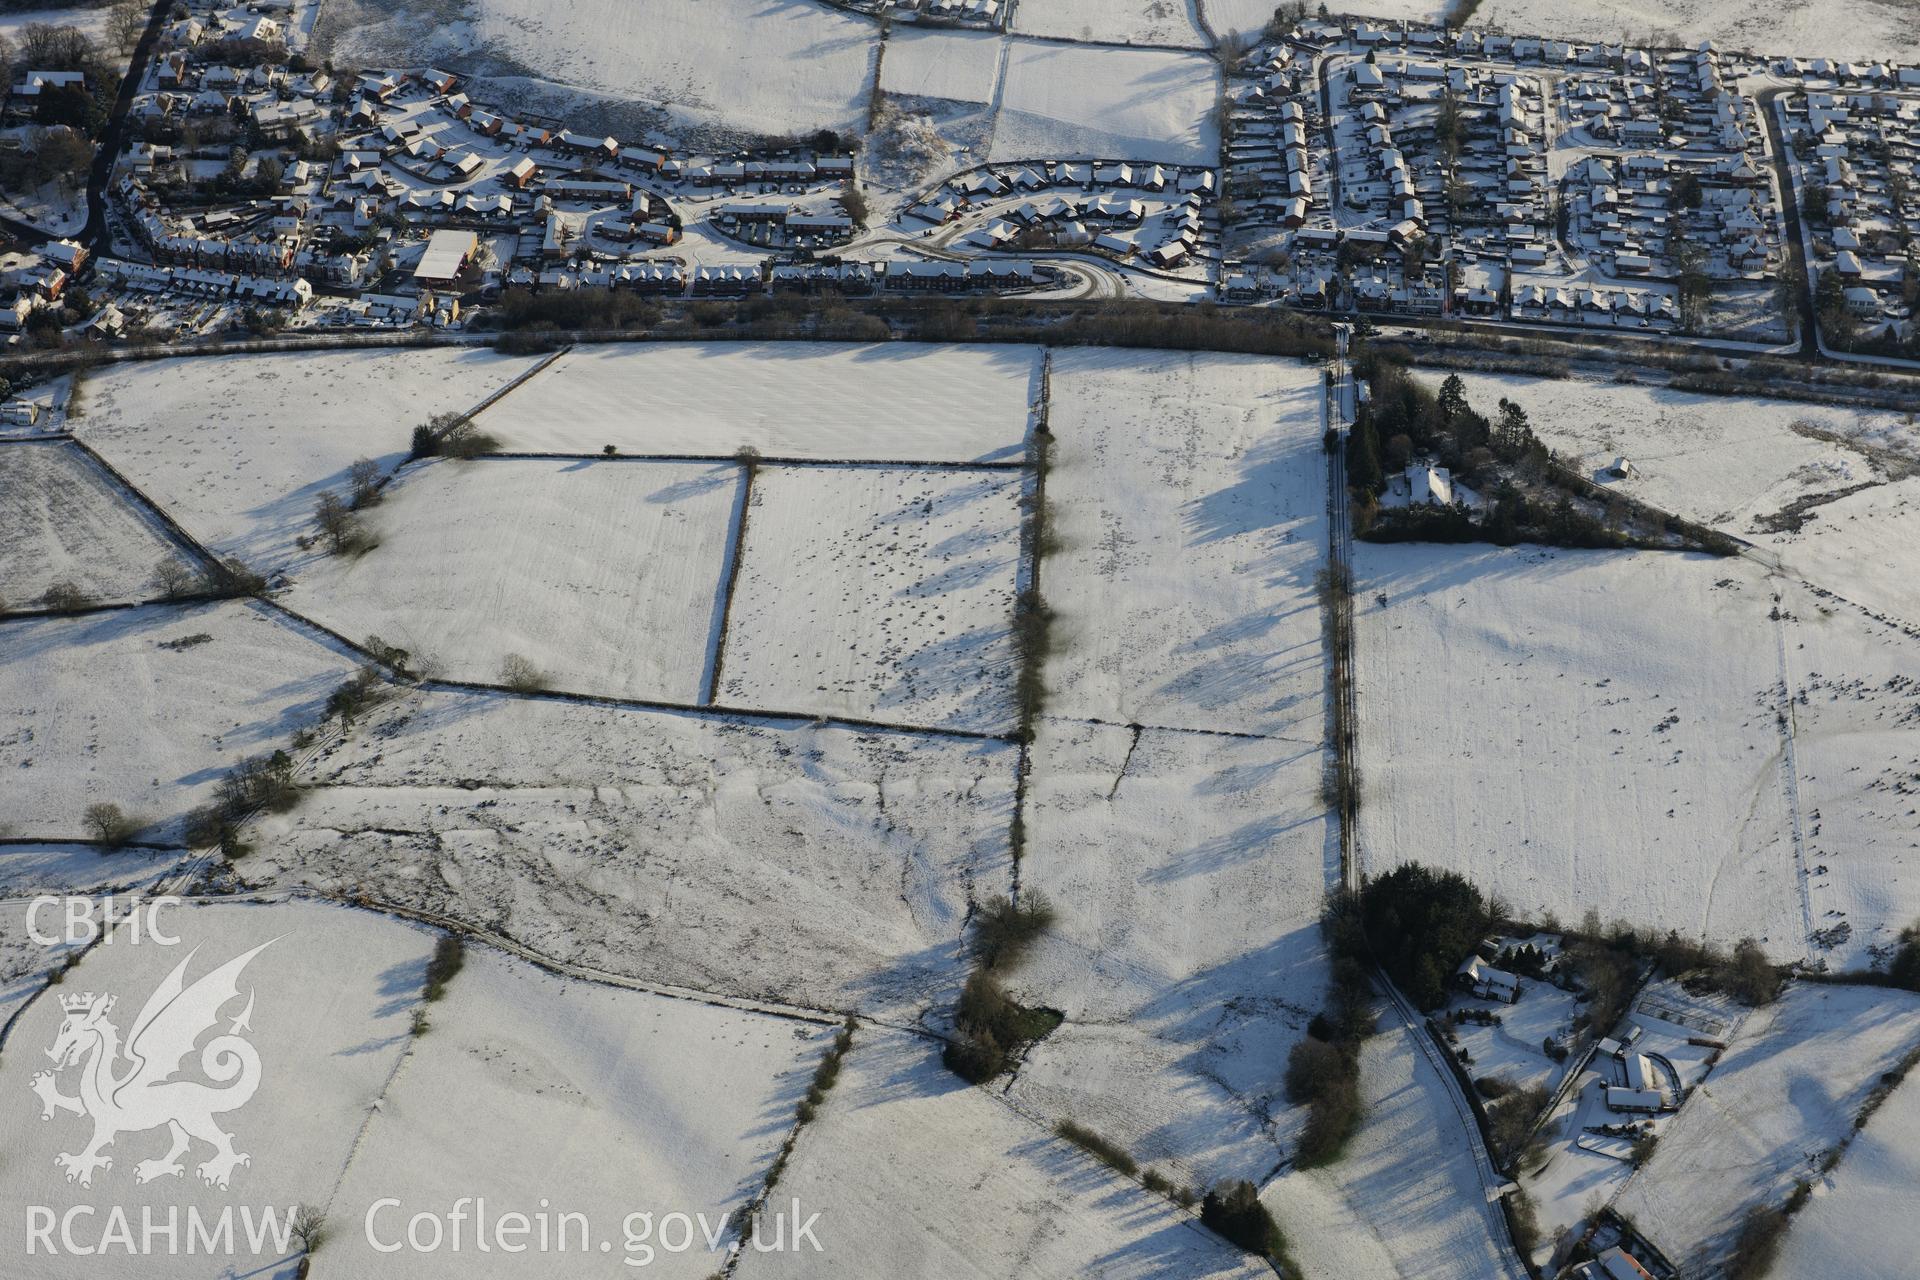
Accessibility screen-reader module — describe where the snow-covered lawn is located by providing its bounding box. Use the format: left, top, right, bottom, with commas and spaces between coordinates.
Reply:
323, 943, 837, 1278
1007, 719, 1331, 1185
1430, 370, 1920, 623
1613, 982, 1920, 1272
1043, 348, 1326, 738
286, 457, 740, 703
475, 342, 1038, 463
251, 688, 1016, 1019
0, 174, 87, 237
717, 465, 1022, 731
1355, 544, 1810, 957
1012, 0, 1209, 47
878, 26, 1006, 105
989, 40, 1220, 165
1473, 0, 1920, 62
1266, 1015, 1527, 1280
0, 442, 191, 608
0, 898, 437, 1274
0, 602, 357, 842
1774, 1055, 1920, 1280
731, 1028, 1269, 1280
1441, 981, 1581, 1097
72, 349, 542, 572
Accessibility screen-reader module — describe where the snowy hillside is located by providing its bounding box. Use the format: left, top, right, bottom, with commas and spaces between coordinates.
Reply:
320, 0, 879, 139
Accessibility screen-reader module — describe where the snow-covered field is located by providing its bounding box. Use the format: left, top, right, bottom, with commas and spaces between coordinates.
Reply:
1613, 982, 1920, 1272
989, 41, 1220, 165
1763, 480, 1920, 630
1472, 0, 1920, 62
1043, 348, 1326, 738
0, 902, 79, 1039
323, 943, 836, 1278
0, 842, 192, 897
0, 898, 437, 1275
1774, 1053, 1920, 1280
41, 336, 1920, 1270
0, 442, 190, 608
1012, 0, 1210, 47
287, 458, 740, 703
731, 1028, 1269, 1280
1431, 370, 1920, 624
1789, 592, 1920, 967
72, 349, 541, 572
0, 5, 111, 43
325, 0, 877, 138
1008, 719, 1331, 1185
475, 343, 1038, 463
1266, 1016, 1527, 1280
250, 688, 1016, 1018
1355, 544, 1808, 955
717, 466, 1022, 731
1442, 980, 1581, 1096
878, 26, 1007, 105
0, 602, 357, 842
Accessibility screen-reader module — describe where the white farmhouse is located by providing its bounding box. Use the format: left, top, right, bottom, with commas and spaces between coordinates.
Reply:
1412, 465, 1454, 505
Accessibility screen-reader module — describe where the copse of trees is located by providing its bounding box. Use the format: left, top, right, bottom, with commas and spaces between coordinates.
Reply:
313, 489, 372, 555
971, 892, 1055, 970
148, 553, 264, 603
0, 124, 92, 197
324, 664, 389, 725
1726, 1203, 1791, 1280
1286, 1033, 1363, 1165
1563, 915, 1785, 1035
40, 579, 90, 610
422, 935, 464, 1001
1284, 905, 1378, 1167
408, 411, 500, 461
1356, 863, 1491, 1011
1890, 923, 1920, 990
183, 749, 299, 857
1200, 1180, 1295, 1271
941, 969, 1059, 1083
1485, 1081, 1551, 1163
1353, 358, 1737, 554
1350, 360, 1552, 500
944, 892, 1060, 1084
490, 287, 662, 333
0, 24, 123, 140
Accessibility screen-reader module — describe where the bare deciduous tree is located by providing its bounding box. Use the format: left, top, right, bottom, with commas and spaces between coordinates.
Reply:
41, 579, 89, 610
313, 490, 368, 555
290, 1203, 327, 1254
499, 653, 545, 693
346, 457, 382, 508
151, 557, 197, 600
108, 0, 147, 54
84, 802, 135, 847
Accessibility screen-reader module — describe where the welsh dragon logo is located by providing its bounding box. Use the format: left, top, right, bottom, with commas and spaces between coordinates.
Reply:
29, 941, 275, 1190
